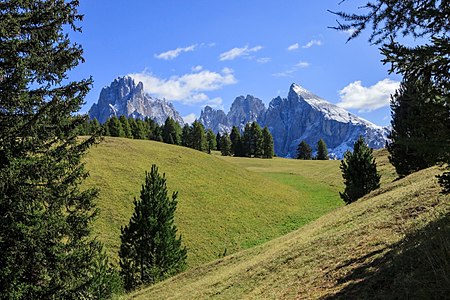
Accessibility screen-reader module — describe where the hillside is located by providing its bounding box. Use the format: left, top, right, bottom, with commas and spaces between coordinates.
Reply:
127, 165, 449, 299
84, 137, 344, 267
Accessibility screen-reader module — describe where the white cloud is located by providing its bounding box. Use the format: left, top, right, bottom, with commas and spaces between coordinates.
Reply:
206, 97, 224, 110
219, 45, 263, 61
257, 57, 271, 64
221, 67, 234, 75
287, 43, 299, 51
337, 79, 400, 112
128, 68, 237, 105
183, 113, 197, 124
155, 44, 197, 60
296, 61, 310, 68
192, 65, 203, 72
273, 60, 310, 77
302, 39, 322, 49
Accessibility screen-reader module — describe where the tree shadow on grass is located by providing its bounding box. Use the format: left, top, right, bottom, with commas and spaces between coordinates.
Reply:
323, 213, 450, 299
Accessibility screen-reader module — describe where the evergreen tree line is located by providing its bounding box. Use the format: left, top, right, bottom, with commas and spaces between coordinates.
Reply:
296, 139, 329, 160
218, 122, 274, 158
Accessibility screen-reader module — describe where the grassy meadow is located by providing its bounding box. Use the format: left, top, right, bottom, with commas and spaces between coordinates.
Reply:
128, 164, 449, 299
84, 137, 345, 267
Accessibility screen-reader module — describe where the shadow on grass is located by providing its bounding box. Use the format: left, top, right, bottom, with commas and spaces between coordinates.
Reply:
324, 213, 450, 299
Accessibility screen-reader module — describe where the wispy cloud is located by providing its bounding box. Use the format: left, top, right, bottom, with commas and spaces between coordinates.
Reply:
273, 60, 311, 77
128, 68, 237, 105
257, 57, 271, 64
219, 45, 263, 61
191, 65, 203, 72
155, 44, 197, 60
302, 39, 322, 49
337, 79, 400, 112
287, 43, 299, 51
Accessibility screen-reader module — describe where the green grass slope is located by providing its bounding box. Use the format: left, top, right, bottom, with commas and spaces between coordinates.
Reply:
128, 165, 449, 299
84, 137, 343, 267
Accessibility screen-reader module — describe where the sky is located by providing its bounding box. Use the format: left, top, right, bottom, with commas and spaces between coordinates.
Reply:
71, 0, 402, 126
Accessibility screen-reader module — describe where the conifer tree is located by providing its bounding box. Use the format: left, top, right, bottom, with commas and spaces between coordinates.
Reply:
297, 140, 312, 160
181, 124, 192, 147
242, 123, 252, 157
108, 116, 125, 137
251, 122, 264, 158
0, 1, 116, 298
163, 117, 181, 145
230, 126, 243, 157
119, 165, 187, 291
340, 136, 381, 204
316, 139, 329, 160
90, 118, 101, 135
206, 129, 217, 154
190, 120, 207, 151
220, 133, 232, 156
215, 132, 222, 151
262, 126, 274, 159
119, 115, 133, 138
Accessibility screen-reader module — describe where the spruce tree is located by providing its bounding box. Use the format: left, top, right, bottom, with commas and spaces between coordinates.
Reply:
190, 120, 207, 151
119, 165, 187, 291
108, 116, 125, 137
262, 126, 274, 159
119, 115, 133, 138
297, 140, 312, 160
230, 126, 243, 156
181, 124, 192, 147
316, 139, 329, 160
206, 129, 217, 154
163, 117, 181, 145
90, 118, 101, 135
242, 123, 252, 157
0, 1, 114, 298
340, 136, 381, 204
215, 132, 222, 151
220, 133, 232, 156
251, 122, 264, 158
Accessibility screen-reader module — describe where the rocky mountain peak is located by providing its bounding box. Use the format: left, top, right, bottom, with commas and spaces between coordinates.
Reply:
88, 76, 184, 125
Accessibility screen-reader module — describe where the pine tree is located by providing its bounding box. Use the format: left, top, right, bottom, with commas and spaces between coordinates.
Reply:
206, 129, 217, 154
262, 127, 274, 159
340, 136, 381, 204
119, 115, 133, 138
387, 76, 447, 177
108, 116, 125, 137
90, 118, 101, 135
220, 133, 232, 156
230, 126, 243, 157
0, 1, 115, 298
316, 139, 329, 160
190, 121, 207, 151
163, 117, 181, 145
297, 140, 312, 160
251, 122, 264, 158
119, 165, 187, 291
242, 123, 252, 157
181, 124, 192, 147
215, 132, 222, 151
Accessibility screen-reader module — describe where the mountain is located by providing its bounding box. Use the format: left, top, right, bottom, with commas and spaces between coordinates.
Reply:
199, 83, 388, 159
265, 84, 388, 158
88, 76, 184, 125
199, 95, 266, 134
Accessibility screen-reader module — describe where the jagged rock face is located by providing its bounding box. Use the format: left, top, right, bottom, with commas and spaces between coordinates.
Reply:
199, 106, 230, 133
199, 95, 266, 134
88, 76, 184, 125
227, 95, 266, 130
264, 84, 388, 158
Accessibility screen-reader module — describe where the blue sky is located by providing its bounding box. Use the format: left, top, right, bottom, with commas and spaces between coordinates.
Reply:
72, 0, 402, 126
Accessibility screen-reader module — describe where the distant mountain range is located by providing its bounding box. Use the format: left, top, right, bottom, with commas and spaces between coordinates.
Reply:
88, 77, 388, 158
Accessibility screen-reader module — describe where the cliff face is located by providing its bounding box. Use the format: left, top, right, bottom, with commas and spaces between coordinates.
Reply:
88, 76, 184, 125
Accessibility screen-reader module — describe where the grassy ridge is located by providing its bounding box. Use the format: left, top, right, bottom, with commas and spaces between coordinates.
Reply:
127, 164, 449, 299
84, 137, 343, 267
